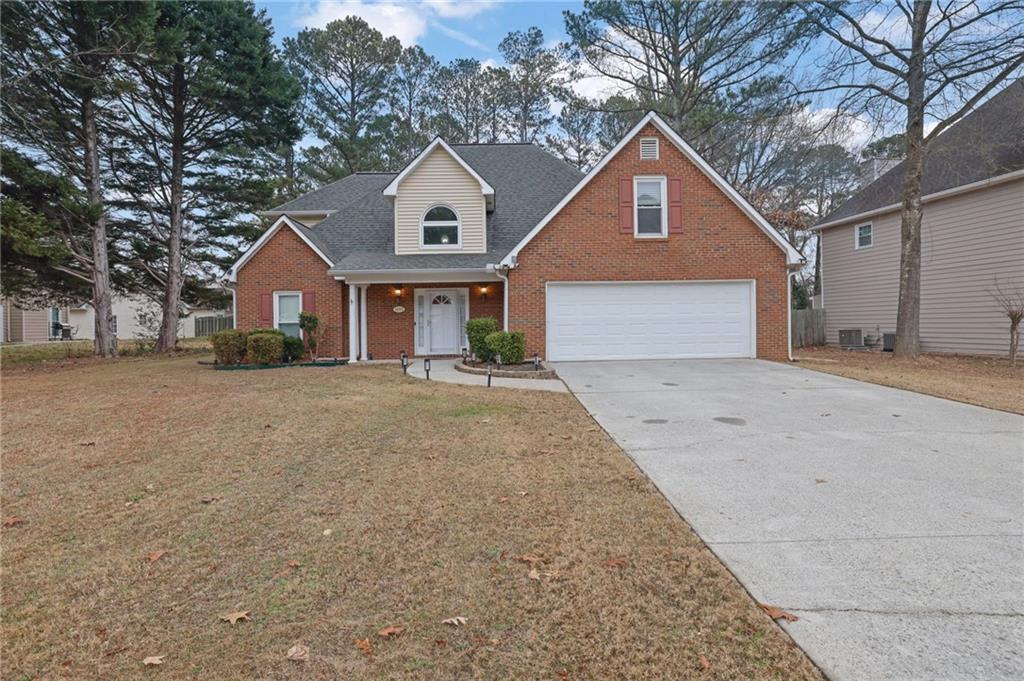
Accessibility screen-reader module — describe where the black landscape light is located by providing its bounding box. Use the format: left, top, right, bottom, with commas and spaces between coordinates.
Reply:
400, 351, 408, 374
533, 353, 540, 370
424, 357, 431, 380
487, 364, 492, 387
461, 347, 468, 363
496, 353, 502, 368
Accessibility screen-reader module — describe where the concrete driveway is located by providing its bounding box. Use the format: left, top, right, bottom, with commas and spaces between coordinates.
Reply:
556, 359, 1023, 681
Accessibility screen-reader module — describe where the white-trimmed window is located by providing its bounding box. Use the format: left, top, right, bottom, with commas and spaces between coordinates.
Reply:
855, 223, 873, 249
421, 204, 461, 247
274, 291, 302, 338
639, 137, 659, 160
634, 176, 667, 237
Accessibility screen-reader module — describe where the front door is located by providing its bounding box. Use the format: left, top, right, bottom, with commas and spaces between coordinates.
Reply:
416, 288, 468, 355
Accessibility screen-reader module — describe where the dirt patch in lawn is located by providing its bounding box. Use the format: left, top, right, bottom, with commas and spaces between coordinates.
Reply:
793, 346, 1024, 414
1, 357, 822, 680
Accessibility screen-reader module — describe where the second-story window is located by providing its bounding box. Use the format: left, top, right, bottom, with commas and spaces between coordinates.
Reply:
421, 205, 460, 247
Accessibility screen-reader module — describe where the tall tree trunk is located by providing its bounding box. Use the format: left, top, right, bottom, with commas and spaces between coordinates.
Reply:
83, 96, 118, 358
893, 1, 930, 358
813, 233, 822, 296
155, 62, 186, 352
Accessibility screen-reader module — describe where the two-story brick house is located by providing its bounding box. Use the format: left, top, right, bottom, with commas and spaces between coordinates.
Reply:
228, 112, 802, 362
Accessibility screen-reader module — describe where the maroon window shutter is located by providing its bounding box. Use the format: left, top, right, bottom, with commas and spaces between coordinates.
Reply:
302, 291, 317, 315
668, 178, 683, 234
259, 293, 273, 327
618, 177, 634, 234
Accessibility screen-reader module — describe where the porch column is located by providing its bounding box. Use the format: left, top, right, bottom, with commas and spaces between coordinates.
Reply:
347, 284, 358, 361
359, 285, 368, 361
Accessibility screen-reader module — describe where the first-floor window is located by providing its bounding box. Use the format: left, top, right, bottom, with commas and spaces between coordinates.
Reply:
274, 292, 301, 338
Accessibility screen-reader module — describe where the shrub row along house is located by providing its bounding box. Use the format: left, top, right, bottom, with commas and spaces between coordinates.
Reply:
815, 80, 1024, 355
227, 112, 803, 362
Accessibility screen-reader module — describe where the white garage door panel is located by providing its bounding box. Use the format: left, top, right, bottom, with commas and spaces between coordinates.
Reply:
547, 282, 754, 361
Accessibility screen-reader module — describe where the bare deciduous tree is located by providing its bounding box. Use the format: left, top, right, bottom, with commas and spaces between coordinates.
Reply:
989, 278, 1024, 366
802, 1, 1024, 357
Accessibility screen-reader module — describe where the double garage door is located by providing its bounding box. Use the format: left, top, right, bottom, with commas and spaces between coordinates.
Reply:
546, 281, 755, 361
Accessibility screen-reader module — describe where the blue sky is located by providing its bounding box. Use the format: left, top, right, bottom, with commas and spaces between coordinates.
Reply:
256, 1, 577, 61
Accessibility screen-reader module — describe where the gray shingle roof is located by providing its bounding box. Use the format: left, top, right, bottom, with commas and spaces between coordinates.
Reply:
269, 144, 583, 270
820, 79, 1024, 226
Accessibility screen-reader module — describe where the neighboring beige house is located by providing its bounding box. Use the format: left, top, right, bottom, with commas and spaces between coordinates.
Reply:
1, 295, 227, 343
815, 80, 1024, 356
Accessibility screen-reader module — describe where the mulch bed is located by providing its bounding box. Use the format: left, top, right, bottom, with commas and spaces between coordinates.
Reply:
454, 359, 557, 379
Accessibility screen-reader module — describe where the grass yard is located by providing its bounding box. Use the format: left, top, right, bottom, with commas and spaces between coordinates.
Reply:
0, 338, 212, 368
1, 357, 822, 680
794, 346, 1024, 414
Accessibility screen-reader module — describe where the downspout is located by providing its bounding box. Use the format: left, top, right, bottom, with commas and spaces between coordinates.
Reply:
787, 267, 799, 362
489, 262, 515, 331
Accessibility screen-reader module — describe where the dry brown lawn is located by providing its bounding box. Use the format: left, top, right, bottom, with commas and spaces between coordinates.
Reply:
793, 346, 1024, 414
1, 357, 822, 680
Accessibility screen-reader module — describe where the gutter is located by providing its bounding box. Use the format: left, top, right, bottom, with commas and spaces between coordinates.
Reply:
487, 263, 516, 331
814, 168, 1024, 230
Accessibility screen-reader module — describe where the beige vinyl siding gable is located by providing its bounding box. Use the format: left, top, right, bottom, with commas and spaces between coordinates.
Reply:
393, 147, 486, 254
822, 178, 1024, 355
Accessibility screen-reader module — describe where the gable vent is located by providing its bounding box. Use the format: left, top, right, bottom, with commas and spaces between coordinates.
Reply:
639, 137, 659, 160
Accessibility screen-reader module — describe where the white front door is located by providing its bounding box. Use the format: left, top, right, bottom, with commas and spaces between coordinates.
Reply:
416, 288, 468, 355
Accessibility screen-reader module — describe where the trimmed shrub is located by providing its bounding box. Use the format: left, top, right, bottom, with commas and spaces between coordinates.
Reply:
246, 332, 284, 365
484, 330, 526, 365
249, 327, 285, 337
466, 317, 499, 361
212, 329, 247, 365
282, 335, 305, 363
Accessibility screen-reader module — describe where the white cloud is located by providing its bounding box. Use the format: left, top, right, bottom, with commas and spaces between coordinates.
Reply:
299, 1, 498, 48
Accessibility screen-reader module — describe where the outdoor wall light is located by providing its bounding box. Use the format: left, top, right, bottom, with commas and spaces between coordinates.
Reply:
392, 286, 404, 302
479, 285, 489, 303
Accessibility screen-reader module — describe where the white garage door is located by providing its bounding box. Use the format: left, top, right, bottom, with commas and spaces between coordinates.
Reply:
546, 281, 755, 361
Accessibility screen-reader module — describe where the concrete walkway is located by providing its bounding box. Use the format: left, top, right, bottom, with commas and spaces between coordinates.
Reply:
556, 359, 1024, 681
406, 358, 568, 392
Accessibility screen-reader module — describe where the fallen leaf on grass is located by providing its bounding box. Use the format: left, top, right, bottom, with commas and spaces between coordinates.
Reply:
377, 625, 404, 639
758, 603, 799, 622
699, 654, 711, 671
286, 643, 309, 662
142, 655, 165, 666
604, 556, 628, 568
516, 553, 544, 565
528, 568, 541, 581
354, 637, 373, 659
322, 529, 333, 536
78, 441, 96, 447
287, 560, 301, 568
498, 496, 509, 503
146, 551, 166, 563
442, 616, 467, 626
200, 496, 221, 504
2, 517, 27, 528
814, 479, 828, 484
219, 610, 251, 625
435, 639, 447, 648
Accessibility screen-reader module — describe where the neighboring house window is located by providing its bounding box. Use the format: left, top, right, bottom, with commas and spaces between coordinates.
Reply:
274, 291, 302, 338
634, 177, 667, 237
855, 223, 873, 249
49, 306, 61, 339
421, 204, 460, 247
639, 137, 659, 160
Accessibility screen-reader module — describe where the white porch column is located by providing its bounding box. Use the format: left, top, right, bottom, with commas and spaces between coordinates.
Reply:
347, 284, 358, 361
359, 285, 368, 361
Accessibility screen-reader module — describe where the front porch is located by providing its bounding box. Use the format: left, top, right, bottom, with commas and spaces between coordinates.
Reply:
345, 280, 503, 361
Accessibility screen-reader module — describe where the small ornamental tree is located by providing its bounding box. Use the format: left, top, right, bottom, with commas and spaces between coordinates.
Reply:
299, 311, 320, 361
989, 278, 1024, 367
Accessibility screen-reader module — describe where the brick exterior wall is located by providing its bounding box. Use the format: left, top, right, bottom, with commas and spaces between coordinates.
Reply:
508, 123, 790, 361
235, 225, 348, 358
365, 282, 503, 359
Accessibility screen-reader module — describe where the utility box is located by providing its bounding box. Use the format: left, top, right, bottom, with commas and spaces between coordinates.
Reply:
883, 333, 897, 352
838, 329, 864, 348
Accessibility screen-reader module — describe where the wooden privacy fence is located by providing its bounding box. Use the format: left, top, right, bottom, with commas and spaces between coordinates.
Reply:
791, 308, 825, 348
194, 315, 233, 337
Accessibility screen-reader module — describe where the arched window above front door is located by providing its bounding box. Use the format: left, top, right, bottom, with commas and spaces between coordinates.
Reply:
421, 204, 460, 247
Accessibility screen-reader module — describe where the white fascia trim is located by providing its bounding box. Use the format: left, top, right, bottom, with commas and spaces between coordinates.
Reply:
382, 137, 495, 202
501, 111, 804, 266
814, 168, 1024, 230
226, 215, 333, 282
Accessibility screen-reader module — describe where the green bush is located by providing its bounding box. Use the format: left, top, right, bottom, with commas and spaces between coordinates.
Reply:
212, 329, 247, 365
466, 317, 499, 361
246, 332, 284, 365
249, 327, 285, 337
484, 330, 526, 364
282, 335, 305, 363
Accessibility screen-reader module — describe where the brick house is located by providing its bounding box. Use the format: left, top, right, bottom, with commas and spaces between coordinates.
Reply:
228, 112, 803, 362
